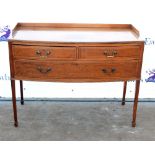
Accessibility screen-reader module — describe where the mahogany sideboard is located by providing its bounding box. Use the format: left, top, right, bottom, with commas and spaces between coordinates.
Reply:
8, 23, 144, 127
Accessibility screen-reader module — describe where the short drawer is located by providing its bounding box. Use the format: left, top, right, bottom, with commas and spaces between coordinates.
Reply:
14, 60, 139, 81
79, 46, 141, 60
12, 45, 76, 60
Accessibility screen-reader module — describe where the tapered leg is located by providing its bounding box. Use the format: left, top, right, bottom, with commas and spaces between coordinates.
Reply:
20, 80, 24, 105
132, 80, 140, 127
11, 80, 18, 127
122, 81, 127, 105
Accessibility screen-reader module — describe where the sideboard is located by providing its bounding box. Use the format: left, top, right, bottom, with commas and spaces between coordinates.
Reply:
8, 23, 144, 127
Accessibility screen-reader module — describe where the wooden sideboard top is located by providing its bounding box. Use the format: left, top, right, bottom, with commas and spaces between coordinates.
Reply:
9, 23, 143, 43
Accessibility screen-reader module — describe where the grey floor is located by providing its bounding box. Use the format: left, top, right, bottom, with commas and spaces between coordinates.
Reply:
0, 99, 155, 141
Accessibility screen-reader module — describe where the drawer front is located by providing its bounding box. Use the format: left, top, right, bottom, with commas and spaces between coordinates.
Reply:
79, 46, 141, 60
12, 45, 76, 60
14, 60, 139, 81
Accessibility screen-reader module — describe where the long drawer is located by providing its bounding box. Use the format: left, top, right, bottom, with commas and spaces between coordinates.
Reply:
12, 45, 77, 60
79, 46, 141, 60
14, 60, 139, 81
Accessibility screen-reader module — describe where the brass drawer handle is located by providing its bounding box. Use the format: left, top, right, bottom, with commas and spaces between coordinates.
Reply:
102, 69, 107, 73
36, 50, 41, 55
36, 50, 51, 58
102, 68, 116, 73
46, 51, 51, 56
37, 66, 52, 74
111, 68, 116, 73
103, 50, 117, 58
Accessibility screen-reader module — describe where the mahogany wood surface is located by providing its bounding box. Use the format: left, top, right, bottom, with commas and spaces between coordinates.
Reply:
79, 46, 142, 60
13, 45, 77, 60
8, 23, 144, 127
14, 60, 139, 81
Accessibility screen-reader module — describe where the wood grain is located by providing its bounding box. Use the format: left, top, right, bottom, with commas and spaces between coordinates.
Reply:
79, 46, 141, 60
14, 60, 139, 81
13, 45, 76, 60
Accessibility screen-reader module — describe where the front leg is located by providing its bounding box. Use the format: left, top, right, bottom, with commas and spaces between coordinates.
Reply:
11, 80, 18, 127
132, 80, 140, 127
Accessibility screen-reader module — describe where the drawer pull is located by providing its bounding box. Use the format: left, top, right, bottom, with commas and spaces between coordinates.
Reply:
102, 68, 116, 73
102, 69, 107, 73
37, 66, 52, 74
111, 68, 116, 73
36, 50, 51, 58
103, 50, 117, 58
36, 50, 41, 55
46, 51, 51, 55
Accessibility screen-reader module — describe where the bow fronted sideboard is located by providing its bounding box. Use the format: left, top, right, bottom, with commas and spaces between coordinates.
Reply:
8, 23, 144, 127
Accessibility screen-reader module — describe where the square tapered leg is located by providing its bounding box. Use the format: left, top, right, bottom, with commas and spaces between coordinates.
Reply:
132, 80, 140, 127
11, 80, 18, 127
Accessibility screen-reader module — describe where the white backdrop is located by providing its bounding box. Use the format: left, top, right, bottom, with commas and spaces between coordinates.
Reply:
0, 0, 155, 98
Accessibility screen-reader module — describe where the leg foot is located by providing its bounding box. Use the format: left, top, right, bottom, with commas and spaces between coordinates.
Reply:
21, 100, 24, 105
132, 121, 136, 127
14, 122, 18, 127
122, 101, 125, 105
